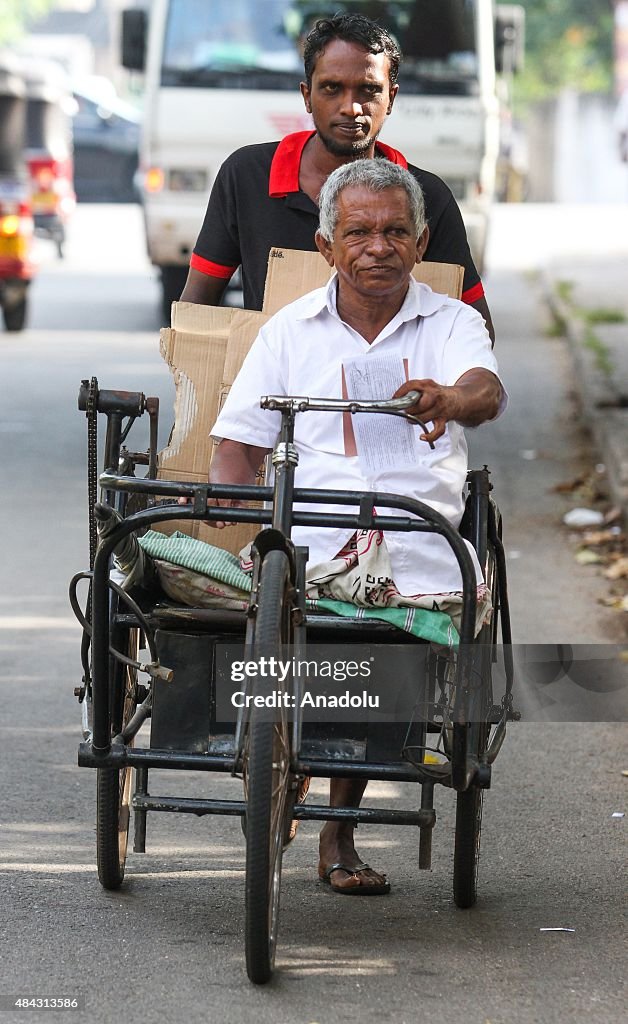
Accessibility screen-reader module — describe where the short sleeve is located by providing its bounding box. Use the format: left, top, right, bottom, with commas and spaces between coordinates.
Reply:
425, 194, 481, 300
441, 304, 508, 417
412, 166, 482, 301
192, 154, 242, 269
210, 326, 286, 448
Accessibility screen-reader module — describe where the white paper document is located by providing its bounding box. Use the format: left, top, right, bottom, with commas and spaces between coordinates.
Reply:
343, 354, 420, 475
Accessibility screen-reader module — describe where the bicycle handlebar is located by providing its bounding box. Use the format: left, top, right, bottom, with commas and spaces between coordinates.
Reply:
261, 390, 420, 415
261, 390, 435, 449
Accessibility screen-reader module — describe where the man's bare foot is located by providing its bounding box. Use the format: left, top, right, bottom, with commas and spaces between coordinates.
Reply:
318, 821, 389, 893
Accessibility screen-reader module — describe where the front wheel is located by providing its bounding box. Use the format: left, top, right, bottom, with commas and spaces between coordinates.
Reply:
453, 780, 483, 908
453, 539, 497, 908
244, 549, 295, 985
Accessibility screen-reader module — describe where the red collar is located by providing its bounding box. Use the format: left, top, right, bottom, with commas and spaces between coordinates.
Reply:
268, 130, 408, 197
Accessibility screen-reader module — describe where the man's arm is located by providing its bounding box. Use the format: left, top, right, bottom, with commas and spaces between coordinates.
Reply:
468, 295, 495, 346
201, 439, 271, 529
180, 267, 230, 306
393, 369, 503, 445
180, 149, 244, 306
210, 439, 270, 485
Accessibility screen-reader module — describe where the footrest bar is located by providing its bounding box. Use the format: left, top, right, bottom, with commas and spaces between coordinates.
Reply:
296, 759, 436, 783
133, 795, 246, 817
78, 741, 236, 773
294, 803, 435, 828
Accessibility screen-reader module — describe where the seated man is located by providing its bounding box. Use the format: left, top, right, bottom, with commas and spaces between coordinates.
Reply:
208, 159, 506, 894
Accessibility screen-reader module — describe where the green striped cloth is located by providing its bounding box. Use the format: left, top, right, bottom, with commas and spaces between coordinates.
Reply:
139, 531, 252, 591
138, 530, 457, 646
307, 598, 458, 647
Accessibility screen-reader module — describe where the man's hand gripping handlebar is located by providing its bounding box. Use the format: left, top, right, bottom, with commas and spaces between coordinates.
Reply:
261, 389, 435, 450
182, 389, 434, 528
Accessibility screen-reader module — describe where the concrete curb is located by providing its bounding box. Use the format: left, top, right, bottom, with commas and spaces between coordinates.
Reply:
543, 272, 628, 519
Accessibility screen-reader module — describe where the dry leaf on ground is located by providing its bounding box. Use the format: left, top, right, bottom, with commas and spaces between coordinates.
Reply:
604, 557, 628, 580
575, 549, 603, 565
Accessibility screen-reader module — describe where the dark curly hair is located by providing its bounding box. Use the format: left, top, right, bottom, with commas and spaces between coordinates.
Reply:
303, 13, 402, 89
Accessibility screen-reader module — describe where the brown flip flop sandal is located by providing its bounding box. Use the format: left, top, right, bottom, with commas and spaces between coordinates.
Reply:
319, 861, 391, 895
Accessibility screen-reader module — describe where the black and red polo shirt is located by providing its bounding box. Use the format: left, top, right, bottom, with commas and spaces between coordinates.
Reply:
191, 130, 484, 312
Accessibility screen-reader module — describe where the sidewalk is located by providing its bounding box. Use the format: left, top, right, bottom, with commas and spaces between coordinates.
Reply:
543, 258, 628, 517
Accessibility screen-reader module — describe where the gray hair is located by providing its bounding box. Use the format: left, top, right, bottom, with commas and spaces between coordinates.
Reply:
318, 160, 426, 242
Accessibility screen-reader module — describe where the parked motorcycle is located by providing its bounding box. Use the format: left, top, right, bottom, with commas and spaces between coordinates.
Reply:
0, 54, 35, 332
23, 59, 75, 259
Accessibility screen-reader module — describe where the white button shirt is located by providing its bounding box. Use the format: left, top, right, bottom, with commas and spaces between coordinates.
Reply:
211, 276, 506, 595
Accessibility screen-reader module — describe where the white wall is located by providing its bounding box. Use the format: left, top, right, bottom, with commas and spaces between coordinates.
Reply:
524, 90, 628, 202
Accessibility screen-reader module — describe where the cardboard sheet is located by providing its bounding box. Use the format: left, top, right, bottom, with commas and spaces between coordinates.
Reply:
156, 304, 267, 554
262, 248, 463, 315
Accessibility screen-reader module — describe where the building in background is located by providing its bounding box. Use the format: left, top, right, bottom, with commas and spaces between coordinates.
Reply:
18, 0, 131, 89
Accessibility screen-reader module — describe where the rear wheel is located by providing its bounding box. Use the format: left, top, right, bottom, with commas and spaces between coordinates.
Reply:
244, 550, 295, 985
96, 628, 139, 890
3, 297, 27, 332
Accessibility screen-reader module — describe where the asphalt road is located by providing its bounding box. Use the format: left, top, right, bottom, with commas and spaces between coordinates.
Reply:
0, 204, 626, 1024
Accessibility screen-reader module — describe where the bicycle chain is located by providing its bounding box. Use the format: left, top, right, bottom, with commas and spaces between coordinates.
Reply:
77, 377, 100, 696
86, 376, 99, 571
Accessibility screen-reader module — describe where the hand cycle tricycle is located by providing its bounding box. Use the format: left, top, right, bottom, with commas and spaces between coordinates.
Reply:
70, 377, 516, 985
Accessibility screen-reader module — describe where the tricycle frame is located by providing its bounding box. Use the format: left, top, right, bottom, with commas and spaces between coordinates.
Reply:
73, 381, 515, 984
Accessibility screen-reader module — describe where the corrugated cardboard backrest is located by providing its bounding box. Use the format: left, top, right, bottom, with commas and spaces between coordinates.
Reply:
157, 304, 268, 552
157, 252, 463, 555
262, 249, 464, 315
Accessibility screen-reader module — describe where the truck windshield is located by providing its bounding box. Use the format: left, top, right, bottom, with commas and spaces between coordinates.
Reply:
161, 0, 479, 96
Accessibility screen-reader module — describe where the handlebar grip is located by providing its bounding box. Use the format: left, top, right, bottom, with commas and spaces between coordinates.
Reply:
395, 389, 421, 407
79, 380, 146, 416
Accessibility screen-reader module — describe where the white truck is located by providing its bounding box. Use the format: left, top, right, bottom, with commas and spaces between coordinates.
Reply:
122, 0, 523, 317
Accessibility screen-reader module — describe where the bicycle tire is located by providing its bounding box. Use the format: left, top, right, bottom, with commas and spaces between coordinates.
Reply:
453, 774, 483, 908
452, 539, 497, 909
96, 627, 138, 890
244, 549, 294, 985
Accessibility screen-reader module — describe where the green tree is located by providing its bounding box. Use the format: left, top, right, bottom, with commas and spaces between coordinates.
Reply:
516, 0, 615, 100
0, 0, 54, 45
